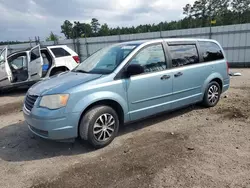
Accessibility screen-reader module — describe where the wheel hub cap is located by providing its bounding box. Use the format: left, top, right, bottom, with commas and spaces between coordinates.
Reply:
208, 85, 219, 104
93, 113, 115, 142
102, 126, 107, 131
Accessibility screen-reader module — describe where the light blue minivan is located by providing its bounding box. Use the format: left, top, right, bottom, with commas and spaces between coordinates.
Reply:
23, 38, 230, 148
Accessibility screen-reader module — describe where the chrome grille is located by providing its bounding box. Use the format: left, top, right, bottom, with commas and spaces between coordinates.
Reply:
25, 95, 38, 111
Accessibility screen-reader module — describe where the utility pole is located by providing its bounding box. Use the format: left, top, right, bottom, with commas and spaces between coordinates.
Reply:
210, 18, 216, 39
209, 6, 212, 39
160, 22, 163, 38
209, 22, 212, 39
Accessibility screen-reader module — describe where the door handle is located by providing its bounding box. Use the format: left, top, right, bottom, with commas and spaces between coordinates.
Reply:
161, 75, 171, 80
174, 72, 183, 77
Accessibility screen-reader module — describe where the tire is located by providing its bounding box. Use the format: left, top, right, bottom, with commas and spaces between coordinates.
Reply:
202, 81, 221, 107
79, 105, 119, 149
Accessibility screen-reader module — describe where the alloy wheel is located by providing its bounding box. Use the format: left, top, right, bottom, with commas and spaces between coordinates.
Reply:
208, 85, 219, 105
93, 113, 115, 142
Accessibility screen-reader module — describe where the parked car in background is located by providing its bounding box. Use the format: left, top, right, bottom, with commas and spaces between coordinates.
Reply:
23, 38, 230, 148
0, 45, 80, 90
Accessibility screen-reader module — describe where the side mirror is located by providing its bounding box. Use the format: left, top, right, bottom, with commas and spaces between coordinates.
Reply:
126, 64, 144, 77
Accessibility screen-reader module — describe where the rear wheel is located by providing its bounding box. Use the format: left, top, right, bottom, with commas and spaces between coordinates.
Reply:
202, 81, 221, 107
79, 106, 119, 148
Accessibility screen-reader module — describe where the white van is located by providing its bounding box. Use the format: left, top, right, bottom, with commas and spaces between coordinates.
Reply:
0, 45, 80, 90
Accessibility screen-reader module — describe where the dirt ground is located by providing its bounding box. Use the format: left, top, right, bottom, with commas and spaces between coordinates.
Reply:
0, 69, 249, 188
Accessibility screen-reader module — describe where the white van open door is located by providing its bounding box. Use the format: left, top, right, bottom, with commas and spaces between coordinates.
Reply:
29, 45, 43, 80
0, 47, 13, 86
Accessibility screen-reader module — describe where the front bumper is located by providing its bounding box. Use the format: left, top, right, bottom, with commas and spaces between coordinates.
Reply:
23, 106, 80, 140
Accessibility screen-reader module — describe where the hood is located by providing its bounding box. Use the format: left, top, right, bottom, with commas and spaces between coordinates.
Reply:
28, 71, 102, 96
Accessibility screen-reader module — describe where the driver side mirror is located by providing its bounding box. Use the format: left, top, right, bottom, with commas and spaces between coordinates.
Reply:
126, 64, 144, 77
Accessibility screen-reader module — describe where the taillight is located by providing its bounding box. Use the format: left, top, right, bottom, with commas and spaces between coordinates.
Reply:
73, 56, 80, 63
226, 61, 229, 74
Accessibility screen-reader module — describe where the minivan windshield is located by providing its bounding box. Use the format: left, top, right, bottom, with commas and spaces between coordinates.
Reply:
72, 44, 140, 74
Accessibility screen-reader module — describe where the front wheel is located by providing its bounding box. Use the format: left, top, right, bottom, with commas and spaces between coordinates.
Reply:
202, 81, 221, 107
79, 106, 119, 148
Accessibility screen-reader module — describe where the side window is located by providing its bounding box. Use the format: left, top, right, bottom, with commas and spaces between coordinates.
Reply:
129, 44, 166, 73
50, 48, 70, 58
199, 41, 224, 62
30, 48, 40, 61
169, 44, 199, 68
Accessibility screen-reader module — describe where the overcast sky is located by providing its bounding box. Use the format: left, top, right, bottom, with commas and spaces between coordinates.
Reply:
0, 0, 195, 41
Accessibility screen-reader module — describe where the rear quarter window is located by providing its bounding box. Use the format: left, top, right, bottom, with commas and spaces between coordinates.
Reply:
50, 48, 71, 58
199, 41, 224, 62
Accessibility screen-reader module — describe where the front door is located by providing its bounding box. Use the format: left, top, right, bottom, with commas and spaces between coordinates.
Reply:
29, 45, 43, 80
126, 43, 173, 121
0, 47, 13, 87
168, 42, 211, 109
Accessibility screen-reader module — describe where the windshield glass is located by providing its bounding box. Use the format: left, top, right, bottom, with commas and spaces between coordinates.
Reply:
73, 43, 140, 74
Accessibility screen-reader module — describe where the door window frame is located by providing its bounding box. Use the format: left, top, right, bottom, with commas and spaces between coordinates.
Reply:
114, 42, 171, 80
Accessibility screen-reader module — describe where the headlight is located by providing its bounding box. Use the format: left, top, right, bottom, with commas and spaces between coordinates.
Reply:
40, 94, 69, 109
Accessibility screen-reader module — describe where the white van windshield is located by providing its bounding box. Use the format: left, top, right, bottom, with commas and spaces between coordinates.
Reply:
73, 44, 139, 74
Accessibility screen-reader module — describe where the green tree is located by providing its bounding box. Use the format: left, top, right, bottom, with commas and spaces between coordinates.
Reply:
183, 4, 192, 17
91, 18, 100, 35
46, 32, 59, 42
99, 23, 110, 36
232, 0, 250, 23
232, 0, 250, 13
191, 0, 209, 27
213, 0, 231, 25
183, 0, 235, 27
80, 23, 92, 37
72, 21, 82, 38
70, 22, 92, 38
59, 3, 250, 39
61, 20, 73, 39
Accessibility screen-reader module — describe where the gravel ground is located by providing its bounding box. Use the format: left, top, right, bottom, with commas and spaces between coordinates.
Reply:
0, 69, 249, 188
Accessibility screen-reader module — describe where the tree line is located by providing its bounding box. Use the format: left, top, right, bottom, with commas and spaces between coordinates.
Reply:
1, 0, 250, 44
0, 41, 29, 45
60, 0, 250, 39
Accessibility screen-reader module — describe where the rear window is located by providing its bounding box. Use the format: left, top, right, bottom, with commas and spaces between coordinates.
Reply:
169, 44, 199, 67
50, 48, 70, 58
199, 41, 224, 62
